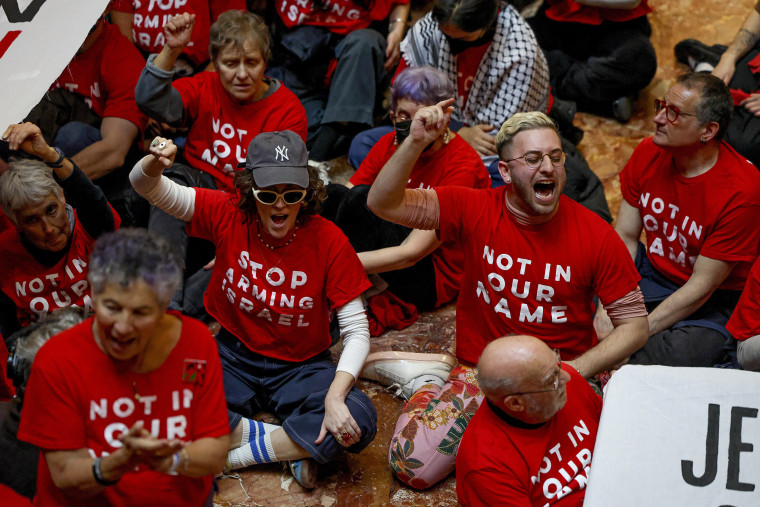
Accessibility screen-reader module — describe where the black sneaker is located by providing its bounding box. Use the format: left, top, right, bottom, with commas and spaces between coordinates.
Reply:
674, 39, 724, 69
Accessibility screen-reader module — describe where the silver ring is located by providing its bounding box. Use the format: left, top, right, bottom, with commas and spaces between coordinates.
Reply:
158, 141, 167, 150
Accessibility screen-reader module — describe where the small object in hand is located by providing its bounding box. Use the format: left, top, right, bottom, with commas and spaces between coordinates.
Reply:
151, 138, 160, 147
158, 141, 167, 150
342, 432, 351, 442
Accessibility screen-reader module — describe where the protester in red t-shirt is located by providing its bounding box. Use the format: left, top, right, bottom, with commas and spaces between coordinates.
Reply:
110, 0, 246, 70
46, 17, 147, 183
526, 0, 656, 121
457, 335, 602, 507
0, 123, 119, 337
131, 131, 377, 489
135, 11, 308, 312
360, 103, 647, 488
18, 229, 230, 506
609, 73, 760, 368
267, 0, 411, 160
328, 66, 489, 311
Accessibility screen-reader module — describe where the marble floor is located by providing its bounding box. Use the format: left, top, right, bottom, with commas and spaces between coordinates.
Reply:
213, 0, 755, 504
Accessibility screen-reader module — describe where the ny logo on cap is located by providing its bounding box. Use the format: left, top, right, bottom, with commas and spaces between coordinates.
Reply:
275, 145, 289, 162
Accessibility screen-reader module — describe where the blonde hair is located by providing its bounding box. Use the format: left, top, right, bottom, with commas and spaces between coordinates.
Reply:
209, 10, 270, 63
495, 112, 559, 160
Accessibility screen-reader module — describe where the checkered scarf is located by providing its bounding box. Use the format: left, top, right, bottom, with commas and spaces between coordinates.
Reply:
400, 2, 550, 128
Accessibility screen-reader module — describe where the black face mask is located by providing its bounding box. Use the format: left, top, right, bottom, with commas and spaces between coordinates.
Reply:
394, 119, 412, 145
394, 119, 437, 152
445, 24, 496, 55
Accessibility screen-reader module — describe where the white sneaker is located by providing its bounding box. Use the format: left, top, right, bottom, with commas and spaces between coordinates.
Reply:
361, 351, 457, 399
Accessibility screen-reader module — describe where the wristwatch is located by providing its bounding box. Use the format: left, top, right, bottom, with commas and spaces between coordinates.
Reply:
45, 147, 65, 168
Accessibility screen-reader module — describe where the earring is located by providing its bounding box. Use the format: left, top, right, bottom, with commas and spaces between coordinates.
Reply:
700, 138, 707, 145
443, 130, 450, 144
505, 178, 511, 184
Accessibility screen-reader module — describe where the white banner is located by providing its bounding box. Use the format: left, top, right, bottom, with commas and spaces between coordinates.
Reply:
585, 365, 760, 506
0, 0, 111, 128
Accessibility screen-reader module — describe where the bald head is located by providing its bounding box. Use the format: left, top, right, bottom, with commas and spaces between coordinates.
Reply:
478, 335, 554, 395
477, 335, 569, 423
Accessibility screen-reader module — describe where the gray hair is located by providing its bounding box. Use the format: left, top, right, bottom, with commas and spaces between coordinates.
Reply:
0, 159, 64, 225
676, 72, 733, 141
495, 112, 559, 160
12, 307, 89, 394
88, 228, 183, 306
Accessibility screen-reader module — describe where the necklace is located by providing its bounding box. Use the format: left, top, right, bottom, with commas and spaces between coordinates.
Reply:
128, 347, 149, 401
255, 217, 299, 279
256, 219, 299, 250
131, 380, 142, 401
93, 321, 150, 401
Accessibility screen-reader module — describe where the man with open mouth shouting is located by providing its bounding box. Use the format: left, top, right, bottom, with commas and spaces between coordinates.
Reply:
361, 99, 649, 491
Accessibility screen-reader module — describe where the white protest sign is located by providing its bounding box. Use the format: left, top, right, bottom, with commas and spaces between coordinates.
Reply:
585, 365, 760, 506
0, 0, 111, 128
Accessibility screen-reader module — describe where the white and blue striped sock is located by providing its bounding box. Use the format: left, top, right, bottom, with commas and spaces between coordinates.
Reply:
240, 419, 279, 448
229, 433, 278, 469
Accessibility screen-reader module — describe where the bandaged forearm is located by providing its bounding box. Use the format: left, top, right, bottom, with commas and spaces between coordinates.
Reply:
604, 287, 647, 320
335, 297, 370, 379
399, 188, 440, 230
129, 159, 195, 221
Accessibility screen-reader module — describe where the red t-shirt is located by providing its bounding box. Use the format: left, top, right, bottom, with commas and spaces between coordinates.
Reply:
544, 0, 651, 24
18, 314, 229, 507
51, 23, 148, 134
456, 42, 492, 112
351, 131, 489, 306
437, 188, 639, 365
727, 257, 760, 340
620, 137, 760, 290
109, 0, 246, 65
0, 210, 121, 327
275, 0, 408, 35
186, 189, 371, 361
174, 74, 307, 192
457, 365, 602, 507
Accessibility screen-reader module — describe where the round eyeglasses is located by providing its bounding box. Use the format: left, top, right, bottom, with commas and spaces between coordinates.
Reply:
505, 349, 562, 396
504, 150, 566, 169
654, 99, 697, 124
252, 188, 306, 205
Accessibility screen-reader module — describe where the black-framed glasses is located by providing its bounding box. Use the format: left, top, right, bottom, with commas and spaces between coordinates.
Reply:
505, 349, 562, 396
654, 99, 697, 124
504, 150, 566, 169
252, 188, 306, 205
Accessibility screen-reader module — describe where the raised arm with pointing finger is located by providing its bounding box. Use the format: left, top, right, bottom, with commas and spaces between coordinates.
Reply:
367, 98, 454, 225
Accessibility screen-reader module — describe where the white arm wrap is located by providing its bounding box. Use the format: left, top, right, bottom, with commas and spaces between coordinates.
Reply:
335, 297, 370, 379
129, 158, 196, 221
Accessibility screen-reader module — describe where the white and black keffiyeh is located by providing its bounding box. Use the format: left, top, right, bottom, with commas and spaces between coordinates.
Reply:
400, 2, 550, 128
